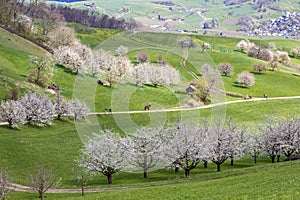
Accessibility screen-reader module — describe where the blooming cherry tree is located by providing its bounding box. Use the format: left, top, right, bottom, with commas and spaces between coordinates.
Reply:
0, 100, 26, 128
128, 127, 165, 178
80, 130, 131, 184
164, 123, 210, 177
20, 92, 55, 126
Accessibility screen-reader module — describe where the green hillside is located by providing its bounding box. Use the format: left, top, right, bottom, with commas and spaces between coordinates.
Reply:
1, 25, 300, 200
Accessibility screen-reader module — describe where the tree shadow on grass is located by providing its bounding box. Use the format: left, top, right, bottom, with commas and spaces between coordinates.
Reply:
232, 82, 249, 89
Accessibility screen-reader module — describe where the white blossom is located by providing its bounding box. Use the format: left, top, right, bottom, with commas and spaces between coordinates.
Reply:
20, 92, 55, 126
80, 130, 131, 184
71, 99, 89, 120
0, 100, 26, 128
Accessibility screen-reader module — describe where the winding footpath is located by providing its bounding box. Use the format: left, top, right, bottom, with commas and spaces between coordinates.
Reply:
88, 96, 300, 115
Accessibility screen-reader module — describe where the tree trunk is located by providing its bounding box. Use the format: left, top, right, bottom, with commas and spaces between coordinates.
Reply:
277, 155, 280, 162
81, 180, 85, 196
39, 191, 44, 200
185, 169, 190, 177
203, 160, 208, 168
57, 114, 61, 120
175, 166, 179, 173
230, 157, 234, 166
254, 156, 257, 164
271, 155, 275, 163
107, 174, 112, 184
143, 171, 147, 178
217, 163, 221, 172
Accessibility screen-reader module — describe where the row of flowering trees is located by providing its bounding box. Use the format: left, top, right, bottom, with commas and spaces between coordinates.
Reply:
0, 92, 89, 128
77, 116, 300, 185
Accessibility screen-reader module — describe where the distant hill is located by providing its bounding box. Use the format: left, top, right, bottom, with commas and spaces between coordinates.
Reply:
46, 0, 300, 36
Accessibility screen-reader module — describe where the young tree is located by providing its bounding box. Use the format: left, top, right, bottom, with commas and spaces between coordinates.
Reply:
136, 51, 150, 63
253, 62, 268, 74
218, 62, 234, 76
129, 127, 165, 178
54, 93, 72, 120
73, 160, 94, 196
236, 71, 255, 87
28, 56, 52, 87
164, 123, 210, 177
80, 130, 131, 184
20, 92, 55, 126
0, 100, 26, 129
0, 165, 13, 200
27, 164, 60, 200
71, 99, 89, 120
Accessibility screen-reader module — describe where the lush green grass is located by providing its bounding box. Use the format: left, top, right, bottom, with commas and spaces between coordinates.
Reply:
7, 160, 300, 199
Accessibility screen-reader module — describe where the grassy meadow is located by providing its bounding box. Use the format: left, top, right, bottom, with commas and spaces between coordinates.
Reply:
1, 25, 300, 199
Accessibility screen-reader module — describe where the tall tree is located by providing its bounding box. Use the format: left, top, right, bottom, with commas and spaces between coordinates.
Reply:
164, 123, 210, 177
129, 127, 165, 178
80, 130, 131, 184
207, 121, 243, 172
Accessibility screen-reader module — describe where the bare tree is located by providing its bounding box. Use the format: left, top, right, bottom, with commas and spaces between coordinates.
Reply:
0, 165, 13, 200
253, 62, 268, 74
80, 130, 131, 184
218, 62, 234, 76
0, 100, 26, 129
73, 160, 94, 196
236, 71, 255, 87
27, 164, 60, 200
28, 56, 52, 87
136, 51, 150, 63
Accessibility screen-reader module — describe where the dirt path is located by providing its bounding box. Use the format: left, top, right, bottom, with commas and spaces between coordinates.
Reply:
89, 96, 300, 115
